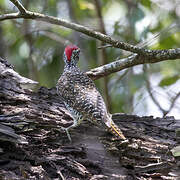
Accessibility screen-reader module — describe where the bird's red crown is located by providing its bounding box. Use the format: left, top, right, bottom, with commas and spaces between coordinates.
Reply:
65, 45, 79, 61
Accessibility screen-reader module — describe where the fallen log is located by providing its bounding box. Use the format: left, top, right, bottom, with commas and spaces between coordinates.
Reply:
0, 58, 180, 179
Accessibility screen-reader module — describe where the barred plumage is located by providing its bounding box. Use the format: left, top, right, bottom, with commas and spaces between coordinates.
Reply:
56, 45, 126, 141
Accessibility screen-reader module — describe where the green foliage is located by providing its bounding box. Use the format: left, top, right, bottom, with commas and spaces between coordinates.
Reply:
140, 0, 151, 8
0, 0, 179, 115
159, 75, 180, 87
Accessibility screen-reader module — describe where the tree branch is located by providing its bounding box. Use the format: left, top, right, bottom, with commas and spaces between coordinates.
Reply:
86, 53, 180, 80
0, 0, 180, 80
9, 0, 26, 14
0, 1, 180, 59
163, 92, 180, 117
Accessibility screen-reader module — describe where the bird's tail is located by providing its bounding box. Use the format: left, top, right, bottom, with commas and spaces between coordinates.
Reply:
102, 114, 126, 140
109, 120, 126, 140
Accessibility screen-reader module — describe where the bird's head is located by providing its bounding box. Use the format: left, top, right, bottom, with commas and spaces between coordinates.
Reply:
63, 45, 80, 67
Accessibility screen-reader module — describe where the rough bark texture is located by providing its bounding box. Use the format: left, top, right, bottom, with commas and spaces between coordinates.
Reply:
0, 58, 180, 180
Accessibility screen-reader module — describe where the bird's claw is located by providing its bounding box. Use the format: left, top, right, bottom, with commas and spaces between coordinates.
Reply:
61, 127, 72, 142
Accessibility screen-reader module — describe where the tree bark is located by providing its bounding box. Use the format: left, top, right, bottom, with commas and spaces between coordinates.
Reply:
0, 58, 180, 179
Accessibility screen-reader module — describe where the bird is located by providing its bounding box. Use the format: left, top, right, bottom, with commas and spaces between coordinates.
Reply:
56, 45, 126, 141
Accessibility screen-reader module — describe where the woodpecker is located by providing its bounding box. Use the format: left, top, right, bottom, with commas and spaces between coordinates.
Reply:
56, 45, 126, 141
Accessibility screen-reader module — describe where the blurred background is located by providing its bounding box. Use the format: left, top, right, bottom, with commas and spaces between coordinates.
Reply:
0, 0, 180, 118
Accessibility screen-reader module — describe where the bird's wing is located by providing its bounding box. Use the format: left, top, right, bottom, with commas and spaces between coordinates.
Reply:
73, 78, 111, 126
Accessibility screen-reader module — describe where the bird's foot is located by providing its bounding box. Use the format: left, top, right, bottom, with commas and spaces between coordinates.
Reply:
61, 127, 72, 142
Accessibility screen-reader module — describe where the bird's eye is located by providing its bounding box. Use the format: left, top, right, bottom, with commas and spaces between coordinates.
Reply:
75, 49, 80, 54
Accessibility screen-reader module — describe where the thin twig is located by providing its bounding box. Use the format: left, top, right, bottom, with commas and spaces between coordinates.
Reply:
0, 0, 179, 80
163, 92, 180, 117
0, 2, 180, 58
98, 44, 112, 49
143, 65, 167, 115
144, 64, 180, 117
116, 69, 130, 83
9, 0, 26, 14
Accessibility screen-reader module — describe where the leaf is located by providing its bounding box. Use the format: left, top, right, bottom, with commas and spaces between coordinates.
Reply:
171, 146, 180, 157
159, 36, 176, 49
141, 0, 151, 8
159, 75, 180, 87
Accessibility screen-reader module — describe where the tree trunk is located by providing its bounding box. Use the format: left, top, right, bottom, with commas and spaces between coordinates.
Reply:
0, 58, 179, 180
